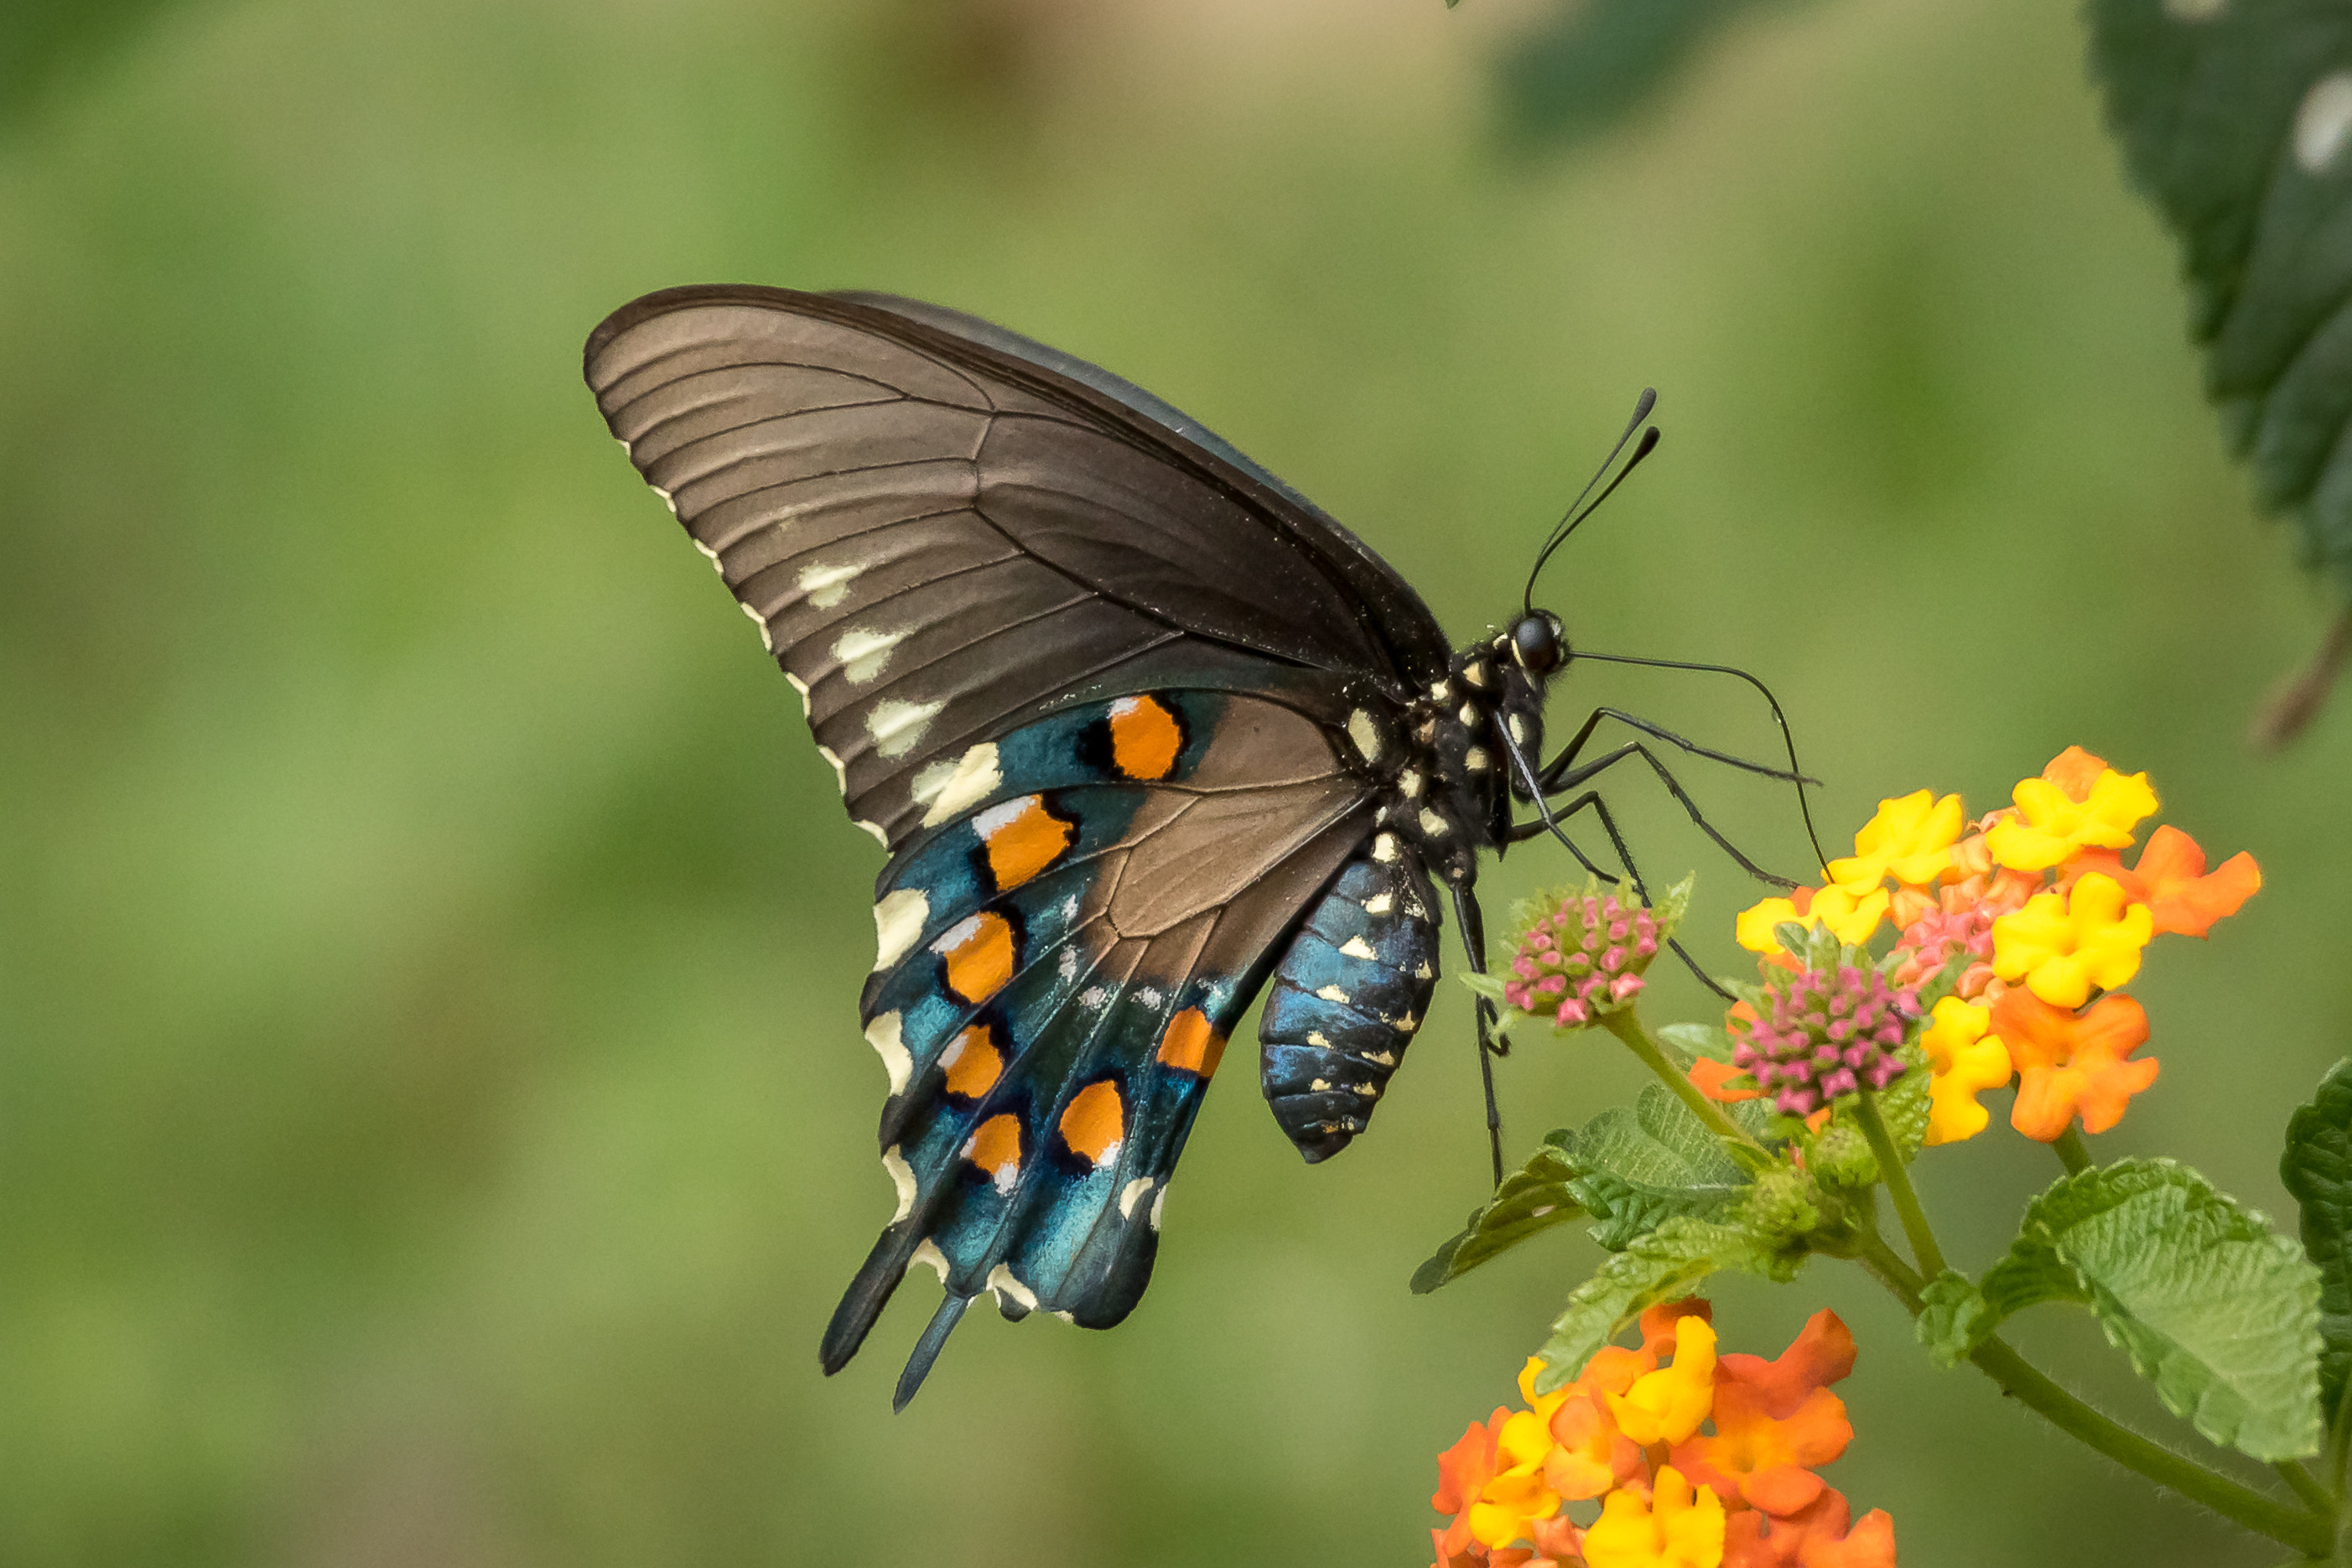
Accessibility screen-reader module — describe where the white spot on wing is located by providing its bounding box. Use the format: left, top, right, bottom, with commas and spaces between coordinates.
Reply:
867, 698, 945, 760
916, 742, 1002, 825
1057, 946, 1080, 980
2298, 72, 2352, 172
884, 1145, 917, 1222
865, 1011, 912, 1096
833, 626, 907, 684
1134, 986, 1166, 1009
740, 599, 773, 652
1119, 1176, 1155, 1218
798, 560, 863, 610
1080, 985, 1111, 1010
986, 1264, 1038, 1311
1347, 709, 1383, 764
1366, 1049, 1397, 1067
1149, 1187, 1166, 1231
783, 670, 812, 717
872, 890, 929, 973
855, 819, 889, 847
908, 1239, 948, 1282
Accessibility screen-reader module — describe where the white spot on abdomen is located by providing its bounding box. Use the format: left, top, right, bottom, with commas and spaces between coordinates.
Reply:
865, 1011, 912, 1095
2298, 73, 2352, 172
1316, 984, 1352, 1003
872, 890, 929, 972
1363, 893, 1393, 916
867, 698, 945, 761
1339, 936, 1378, 961
914, 742, 1002, 826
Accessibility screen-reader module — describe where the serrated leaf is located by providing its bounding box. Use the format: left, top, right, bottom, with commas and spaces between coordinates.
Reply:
1531, 1218, 1774, 1391
1565, 1084, 1752, 1249
1917, 1270, 1991, 1368
2090, 0, 2352, 588
1412, 1145, 1588, 1293
2278, 1057, 2352, 1422
1976, 1160, 2323, 1460
1876, 1044, 1934, 1158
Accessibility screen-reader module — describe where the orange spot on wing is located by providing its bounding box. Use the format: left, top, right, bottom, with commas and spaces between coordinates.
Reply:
980, 796, 1073, 890
1059, 1080, 1125, 1166
1156, 1007, 1227, 1077
965, 1113, 1022, 1182
942, 1022, 1004, 1099
939, 912, 1015, 1003
1109, 695, 1182, 780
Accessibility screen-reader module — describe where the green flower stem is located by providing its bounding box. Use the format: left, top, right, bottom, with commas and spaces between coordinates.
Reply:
1855, 1089, 1948, 1280
1853, 1227, 2332, 1555
1600, 1007, 1768, 1155
2053, 1125, 2094, 1176
2276, 1459, 2334, 1517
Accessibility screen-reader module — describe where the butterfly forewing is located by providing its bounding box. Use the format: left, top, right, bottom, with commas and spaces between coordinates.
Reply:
585, 286, 1456, 1399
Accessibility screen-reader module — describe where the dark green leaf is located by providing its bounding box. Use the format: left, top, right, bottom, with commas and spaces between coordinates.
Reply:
2279, 1057, 2352, 1422
1970, 1160, 2322, 1460
1494, 0, 1805, 150
1565, 1084, 1752, 1248
1412, 1143, 1588, 1292
1531, 1218, 1774, 1392
2090, 0, 2352, 588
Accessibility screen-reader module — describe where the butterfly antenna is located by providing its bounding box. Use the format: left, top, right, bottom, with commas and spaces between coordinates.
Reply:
1524, 391, 1661, 616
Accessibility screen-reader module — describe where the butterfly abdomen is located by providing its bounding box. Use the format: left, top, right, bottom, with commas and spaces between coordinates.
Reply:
1258, 835, 1440, 1162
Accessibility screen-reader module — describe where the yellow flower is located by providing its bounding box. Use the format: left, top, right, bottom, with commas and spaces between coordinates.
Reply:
1985, 769, 2157, 872
1469, 1404, 1565, 1550
1607, 1316, 1717, 1446
1918, 996, 2014, 1145
1826, 790, 1965, 893
1583, 1465, 1726, 1568
1734, 889, 1887, 955
1991, 874, 2152, 1008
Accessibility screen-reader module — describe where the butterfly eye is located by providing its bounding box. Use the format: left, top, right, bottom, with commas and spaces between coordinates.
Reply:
1512, 613, 1564, 674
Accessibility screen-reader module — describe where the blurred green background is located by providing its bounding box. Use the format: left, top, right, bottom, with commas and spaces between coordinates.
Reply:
3, 0, 2345, 1562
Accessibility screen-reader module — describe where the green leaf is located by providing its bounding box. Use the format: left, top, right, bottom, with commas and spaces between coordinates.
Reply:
1654, 1021, 1736, 1066
2089, 0, 2352, 589
1876, 1042, 1934, 1158
1565, 1084, 1752, 1249
1974, 1160, 2323, 1460
1412, 1143, 1588, 1292
1494, 0, 1801, 149
1917, 1270, 1991, 1369
1531, 1217, 1774, 1392
2278, 1057, 2352, 1422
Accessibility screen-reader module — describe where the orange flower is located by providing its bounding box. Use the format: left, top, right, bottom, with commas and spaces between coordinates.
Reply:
1691, 1058, 1761, 1103
1993, 989, 2157, 1140
1721, 1487, 1896, 1568
1674, 1310, 1857, 1515
1433, 1410, 1509, 1560
2066, 825, 2261, 939
1547, 1392, 1645, 1500
1716, 1309, 1856, 1420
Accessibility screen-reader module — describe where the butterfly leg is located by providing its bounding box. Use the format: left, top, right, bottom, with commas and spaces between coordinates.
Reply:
1446, 879, 1508, 1188
1511, 723, 1802, 890
1533, 707, 1816, 792
1498, 738, 1733, 1001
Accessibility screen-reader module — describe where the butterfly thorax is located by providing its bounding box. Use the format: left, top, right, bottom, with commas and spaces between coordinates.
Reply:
1373, 636, 1550, 886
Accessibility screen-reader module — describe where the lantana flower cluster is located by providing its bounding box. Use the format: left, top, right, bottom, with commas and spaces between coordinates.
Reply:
1430, 1301, 1893, 1568
1502, 890, 1662, 1028
1729, 748, 2259, 1145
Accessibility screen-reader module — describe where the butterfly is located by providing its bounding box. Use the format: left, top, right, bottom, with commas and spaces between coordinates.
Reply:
583, 285, 1804, 1407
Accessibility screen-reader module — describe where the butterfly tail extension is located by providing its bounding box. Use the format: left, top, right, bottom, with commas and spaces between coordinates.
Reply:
1258, 844, 1441, 1161
893, 1294, 972, 1411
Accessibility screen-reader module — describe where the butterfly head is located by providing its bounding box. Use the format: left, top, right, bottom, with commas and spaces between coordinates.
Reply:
1508, 610, 1567, 677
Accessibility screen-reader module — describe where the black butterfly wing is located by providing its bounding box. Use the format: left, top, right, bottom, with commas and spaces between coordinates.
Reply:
583, 285, 1452, 1396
